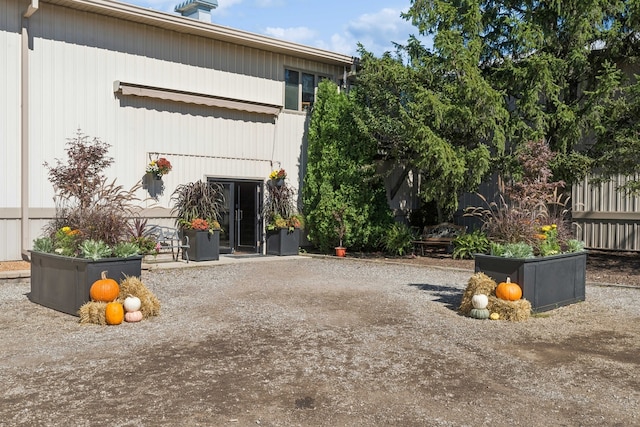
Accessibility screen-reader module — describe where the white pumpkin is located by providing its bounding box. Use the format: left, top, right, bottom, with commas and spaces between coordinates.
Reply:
471, 293, 489, 309
123, 295, 142, 312
124, 310, 143, 323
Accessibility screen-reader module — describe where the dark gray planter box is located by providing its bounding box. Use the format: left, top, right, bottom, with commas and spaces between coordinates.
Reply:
266, 228, 300, 256
182, 229, 219, 261
474, 252, 587, 312
29, 251, 142, 316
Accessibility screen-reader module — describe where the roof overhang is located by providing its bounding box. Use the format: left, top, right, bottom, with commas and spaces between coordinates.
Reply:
114, 81, 283, 115
41, 0, 355, 67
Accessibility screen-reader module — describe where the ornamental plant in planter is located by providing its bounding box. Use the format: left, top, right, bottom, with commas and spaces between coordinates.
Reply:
171, 180, 225, 261
145, 156, 172, 180
467, 140, 587, 312
30, 130, 143, 316
264, 169, 304, 256
333, 206, 347, 257
180, 218, 221, 261
266, 215, 304, 256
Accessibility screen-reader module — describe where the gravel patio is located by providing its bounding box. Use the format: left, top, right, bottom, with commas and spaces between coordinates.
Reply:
1, 256, 639, 426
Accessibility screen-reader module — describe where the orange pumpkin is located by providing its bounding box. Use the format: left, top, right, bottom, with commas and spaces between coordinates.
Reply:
495, 277, 522, 301
90, 271, 120, 302
105, 302, 124, 325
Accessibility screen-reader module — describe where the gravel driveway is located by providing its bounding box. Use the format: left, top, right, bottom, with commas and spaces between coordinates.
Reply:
1, 256, 639, 426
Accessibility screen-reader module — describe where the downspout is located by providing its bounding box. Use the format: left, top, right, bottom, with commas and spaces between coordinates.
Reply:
21, 0, 39, 261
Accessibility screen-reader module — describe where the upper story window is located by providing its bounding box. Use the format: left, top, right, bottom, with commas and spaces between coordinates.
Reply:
284, 69, 330, 111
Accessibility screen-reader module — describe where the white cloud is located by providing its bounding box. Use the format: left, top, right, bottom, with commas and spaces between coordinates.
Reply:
344, 8, 417, 55
304, 7, 423, 57
314, 33, 355, 56
264, 26, 318, 44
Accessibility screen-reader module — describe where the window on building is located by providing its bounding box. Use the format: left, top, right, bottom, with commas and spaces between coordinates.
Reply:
285, 69, 300, 110
301, 73, 315, 110
284, 69, 330, 111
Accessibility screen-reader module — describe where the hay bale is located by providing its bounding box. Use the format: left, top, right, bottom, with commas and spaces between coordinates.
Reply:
78, 301, 107, 325
118, 275, 161, 319
459, 272, 497, 315
487, 296, 531, 322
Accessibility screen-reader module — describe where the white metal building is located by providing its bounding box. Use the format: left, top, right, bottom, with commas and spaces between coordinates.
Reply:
1, 0, 355, 261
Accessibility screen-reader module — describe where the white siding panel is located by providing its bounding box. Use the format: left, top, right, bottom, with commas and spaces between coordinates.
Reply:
273, 113, 308, 191
0, 1, 23, 261
1, 0, 22, 209
0, 220, 21, 261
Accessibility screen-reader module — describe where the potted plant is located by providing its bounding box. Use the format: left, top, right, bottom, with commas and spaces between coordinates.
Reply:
468, 140, 587, 312
171, 180, 224, 261
264, 169, 303, 255
146, 156, 172, 180
269, 168, 287, 187
29, 130, 143, 316
333, 206, 347, 257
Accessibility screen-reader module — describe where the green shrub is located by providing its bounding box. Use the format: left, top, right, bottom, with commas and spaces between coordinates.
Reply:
452, 230, 490, 259
382, 223, 415, 256
303, 80, 393, 252
130, 236, 158, 255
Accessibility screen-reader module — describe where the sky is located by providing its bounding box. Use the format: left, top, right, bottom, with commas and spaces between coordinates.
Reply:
121, 0, 425, 57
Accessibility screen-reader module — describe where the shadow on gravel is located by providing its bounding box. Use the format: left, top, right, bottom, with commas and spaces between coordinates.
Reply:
408, 283, 463, 311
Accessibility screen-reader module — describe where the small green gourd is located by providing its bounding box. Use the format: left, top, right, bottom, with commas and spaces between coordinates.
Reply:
469, 308, 490, 319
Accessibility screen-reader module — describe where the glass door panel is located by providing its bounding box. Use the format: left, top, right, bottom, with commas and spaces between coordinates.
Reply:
217, 182, 233, 254
237, 183, 253, 249
208, 179, 262, 254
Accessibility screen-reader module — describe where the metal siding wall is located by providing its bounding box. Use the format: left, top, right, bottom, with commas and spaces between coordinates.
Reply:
2, 2, 347, 260
272, 113, 309, 195
572, 174, 640, 251
26, 4, 333, 207
0, 220, 21, 261
1, 1, 23, 260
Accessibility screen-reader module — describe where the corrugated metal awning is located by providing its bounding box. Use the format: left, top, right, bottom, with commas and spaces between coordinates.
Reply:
114, 81, 282, 116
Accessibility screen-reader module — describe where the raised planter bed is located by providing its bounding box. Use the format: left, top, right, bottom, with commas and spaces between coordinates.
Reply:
29, 251, 142, 316
474, 251, 587, 312
182, 229, 220, 261
266, 228, 300, 256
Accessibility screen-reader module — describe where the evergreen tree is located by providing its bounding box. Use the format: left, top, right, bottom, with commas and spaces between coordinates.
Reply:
354, 33, 508, 221
403, 0, 640, 187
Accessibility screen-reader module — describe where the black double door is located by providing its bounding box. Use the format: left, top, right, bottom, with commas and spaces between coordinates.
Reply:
208, 179, 263, 254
